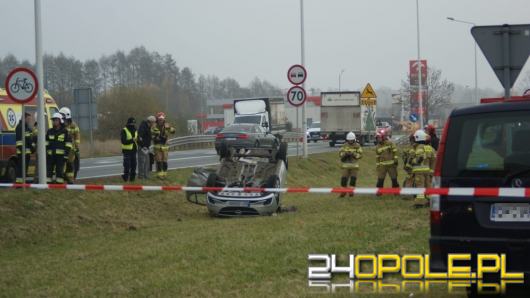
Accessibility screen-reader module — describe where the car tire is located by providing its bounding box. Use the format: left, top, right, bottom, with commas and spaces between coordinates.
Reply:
3, 159, 16, 183
276, 142, 288, 169
206, 173, 220, 188
219, 143, 229, 159
329, 141, 335, 147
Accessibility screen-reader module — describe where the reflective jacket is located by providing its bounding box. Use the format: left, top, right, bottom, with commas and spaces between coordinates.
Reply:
339, 142, 363, 169
121, 126, 138, 153
15, 120, 33, 155
152, 123, 176, 149
402, 145, 416, 172
65, 121, 81, 151
46, 126, 72, 156
375, 140, 398, 167
410, 144, 436, 174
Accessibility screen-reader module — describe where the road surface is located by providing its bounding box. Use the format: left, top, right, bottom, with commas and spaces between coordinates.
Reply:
78, 142, 338, 180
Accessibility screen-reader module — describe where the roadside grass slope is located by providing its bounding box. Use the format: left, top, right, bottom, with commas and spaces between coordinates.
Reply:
0, 148, 449, 297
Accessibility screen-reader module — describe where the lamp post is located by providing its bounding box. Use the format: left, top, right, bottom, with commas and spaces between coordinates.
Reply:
447, 17, 478, 104
338, 69, 345, 92
415, 0, 424, 128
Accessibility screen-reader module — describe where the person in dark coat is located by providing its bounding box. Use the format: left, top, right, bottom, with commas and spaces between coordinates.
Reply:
137, 115, 155, 179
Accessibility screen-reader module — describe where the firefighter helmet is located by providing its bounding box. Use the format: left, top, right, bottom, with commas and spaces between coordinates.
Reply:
156, 112, 166, 120
346, 131, 356, 141
59, 107, 72, 119
414, 129, 428, 142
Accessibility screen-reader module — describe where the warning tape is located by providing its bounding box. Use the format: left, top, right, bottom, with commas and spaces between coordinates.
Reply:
1, 183, 530, 198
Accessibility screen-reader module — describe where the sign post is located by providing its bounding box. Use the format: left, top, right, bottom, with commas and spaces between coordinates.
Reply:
5, 67, 39, 184
360, 83, 377, 140
287, 64, 308, 157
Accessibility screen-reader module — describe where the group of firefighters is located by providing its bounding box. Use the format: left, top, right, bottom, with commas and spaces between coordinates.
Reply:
339, 125, 439, 207
120, 112, 176, 181
15, 107, 80, 184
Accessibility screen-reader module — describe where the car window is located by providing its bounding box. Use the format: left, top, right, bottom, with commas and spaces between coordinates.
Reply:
234, 115, 261, 125
444, 111, 530, 177
223, 125, 253, 133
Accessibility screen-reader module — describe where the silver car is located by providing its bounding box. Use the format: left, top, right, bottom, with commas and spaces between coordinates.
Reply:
187, 145, 288, 217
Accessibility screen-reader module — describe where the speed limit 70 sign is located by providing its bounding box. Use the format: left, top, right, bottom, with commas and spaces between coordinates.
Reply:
287, 86, 306, 107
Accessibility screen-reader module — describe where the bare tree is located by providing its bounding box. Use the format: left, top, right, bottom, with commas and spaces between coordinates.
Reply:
401, 66, 454, 122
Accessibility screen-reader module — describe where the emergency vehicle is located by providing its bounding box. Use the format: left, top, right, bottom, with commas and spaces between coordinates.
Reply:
0, 87, 60, 182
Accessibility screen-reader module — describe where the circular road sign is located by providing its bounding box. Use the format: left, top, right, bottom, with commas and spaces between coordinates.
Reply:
287, 86, 307, 107
287, 64, 307, 85
5, 67, 38, 104
409, 113, 418, 123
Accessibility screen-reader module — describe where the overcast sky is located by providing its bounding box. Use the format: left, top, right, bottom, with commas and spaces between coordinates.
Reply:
1, 0, 529, 92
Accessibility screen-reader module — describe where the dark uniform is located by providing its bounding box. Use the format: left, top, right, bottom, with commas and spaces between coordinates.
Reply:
46, 125, 72, 184
121, 118, 138, 182
15, 119, 33, 183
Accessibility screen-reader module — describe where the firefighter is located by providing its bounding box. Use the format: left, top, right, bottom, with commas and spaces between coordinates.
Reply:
152, 112, 175, 179
59, 107, 81, 184
402, 134, 416, 187
121, 117, 138, 182
15, 112, 34, 183
375, 131, 399, 188
338, 132, 363, 197
46, 113, 72, 184
410, 129, 436, 207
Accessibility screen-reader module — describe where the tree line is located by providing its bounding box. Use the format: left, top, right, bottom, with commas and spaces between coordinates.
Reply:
0, 47, 282, 138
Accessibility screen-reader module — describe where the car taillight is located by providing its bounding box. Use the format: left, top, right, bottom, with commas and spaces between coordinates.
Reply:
216, 133, 224, 139
237, 134, 249, 139
431, 119, 450, 225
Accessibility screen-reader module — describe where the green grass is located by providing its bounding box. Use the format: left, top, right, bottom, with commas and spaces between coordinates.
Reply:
0, 149, 455, 297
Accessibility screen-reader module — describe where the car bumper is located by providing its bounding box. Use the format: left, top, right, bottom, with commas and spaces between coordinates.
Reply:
430, 236, 530, 274
206, 192, 279, 216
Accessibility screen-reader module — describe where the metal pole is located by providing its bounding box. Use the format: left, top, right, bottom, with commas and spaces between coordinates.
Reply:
474, 41, 478, 104
34, 0, 47, 184
296, 107, 299, 156
502, 26, 511, 98
300, 0, 307, 158
21, 106, 26, 183
416, 0, 424, 128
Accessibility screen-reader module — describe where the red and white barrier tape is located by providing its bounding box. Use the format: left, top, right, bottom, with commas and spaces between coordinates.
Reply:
1, 183, 530, 197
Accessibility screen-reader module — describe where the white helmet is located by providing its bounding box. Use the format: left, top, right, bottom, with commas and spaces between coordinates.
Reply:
414, 129, 428, 142
51, 112, 64, 124
59, 107, 72, 119
346, 131, 356, 141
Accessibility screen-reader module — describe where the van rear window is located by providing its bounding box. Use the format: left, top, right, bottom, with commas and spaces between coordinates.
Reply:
443, 111, 530, 177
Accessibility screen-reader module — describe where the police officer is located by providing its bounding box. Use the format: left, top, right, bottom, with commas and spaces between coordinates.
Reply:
121, 117, 138, 182
410, 129, 436, 207
60, 107, 81, 183
15, 112, 34, 183
46, 113, 72, 184
152, 112, 175, 179
375, 131, 399, 188
339, 132, 363, 197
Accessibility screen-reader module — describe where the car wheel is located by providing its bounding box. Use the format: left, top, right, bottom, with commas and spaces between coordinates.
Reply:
276, 142, 288, 169
219, 143, 229, 159
206, 173, 220, 188
4, 159, 16, 183
329, 141, 335, 147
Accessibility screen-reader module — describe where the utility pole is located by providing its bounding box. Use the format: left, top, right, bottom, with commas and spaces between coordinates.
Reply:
34, 0, 47, 183
300, 0, 308, 158
416, 0, 424, 128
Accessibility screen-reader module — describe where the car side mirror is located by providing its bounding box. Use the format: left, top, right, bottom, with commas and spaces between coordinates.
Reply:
262, 121, 269, 128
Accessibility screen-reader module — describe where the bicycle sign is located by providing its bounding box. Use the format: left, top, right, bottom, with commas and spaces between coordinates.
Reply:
5, 67, 38, 104
287, 85, 306, 107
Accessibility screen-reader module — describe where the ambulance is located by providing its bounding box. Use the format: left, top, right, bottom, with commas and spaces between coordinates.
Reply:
0, 87, 60, 182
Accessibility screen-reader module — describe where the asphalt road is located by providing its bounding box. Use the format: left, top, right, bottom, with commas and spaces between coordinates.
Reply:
78, 141, 339, 180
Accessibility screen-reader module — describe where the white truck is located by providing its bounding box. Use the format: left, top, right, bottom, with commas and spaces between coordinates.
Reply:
224, 97, 287, 135
320, 91, 377, 147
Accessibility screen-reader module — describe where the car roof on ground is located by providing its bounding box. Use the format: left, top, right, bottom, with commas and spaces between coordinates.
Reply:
451, 100, 530, 117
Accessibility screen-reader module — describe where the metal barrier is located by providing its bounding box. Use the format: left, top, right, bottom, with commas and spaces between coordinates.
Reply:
167, 132, 305, 150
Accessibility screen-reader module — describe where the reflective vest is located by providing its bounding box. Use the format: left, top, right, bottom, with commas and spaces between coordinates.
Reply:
411, 144, 436, 174
46, 127, 72, 156
339, 143, 363, 169
122, 127, 138, 151
376, 140, 398, 166
66, 122, 81, 150
16, 121, 33, 155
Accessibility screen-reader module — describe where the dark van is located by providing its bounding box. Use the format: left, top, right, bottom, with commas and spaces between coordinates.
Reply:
430, 95, 530, 279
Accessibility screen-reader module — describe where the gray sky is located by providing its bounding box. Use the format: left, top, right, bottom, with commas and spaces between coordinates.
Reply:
1, 0, 529, 92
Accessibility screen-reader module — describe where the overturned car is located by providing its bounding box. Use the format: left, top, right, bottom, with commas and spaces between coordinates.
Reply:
187, 143, 288, 217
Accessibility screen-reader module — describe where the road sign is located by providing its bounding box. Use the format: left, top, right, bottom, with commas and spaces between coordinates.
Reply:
287, 64, 307, 85
287, 86, 307, 107
471, 24, 530, 96
5, 67, 38, 104
361, 83, 377, 98
409, 114, 418, 123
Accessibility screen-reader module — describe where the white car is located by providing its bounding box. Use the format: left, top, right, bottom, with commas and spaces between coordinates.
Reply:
306, 121, 321, 142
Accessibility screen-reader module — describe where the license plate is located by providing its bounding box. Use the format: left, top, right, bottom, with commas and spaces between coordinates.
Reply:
490, 203, 530, 222
225, 138, 236, 141
228, 200, 249, 207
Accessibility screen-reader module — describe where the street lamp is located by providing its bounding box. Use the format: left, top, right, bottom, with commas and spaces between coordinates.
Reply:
338, 69, 345, 92
447, 17, 478, 104
415, 0, 424, 128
